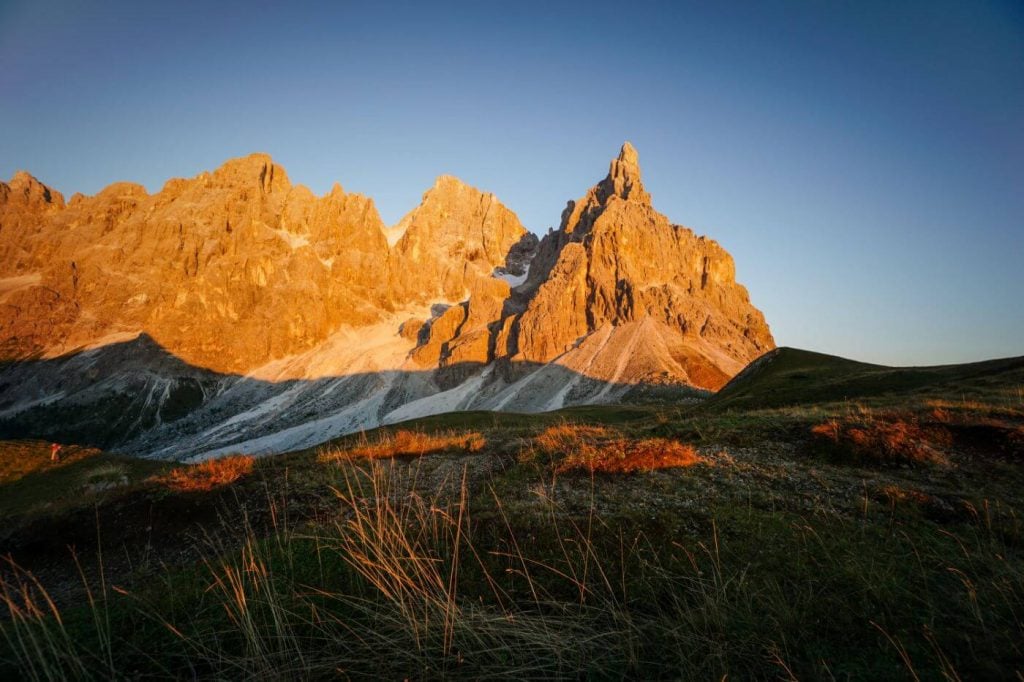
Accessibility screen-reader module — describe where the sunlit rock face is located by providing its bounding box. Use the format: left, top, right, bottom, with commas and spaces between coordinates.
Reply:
1, 154, 395, 371
0, 144, 773, 460
0, 155, 527, 373
511, 142, 774, 388
388, 175, 534, 304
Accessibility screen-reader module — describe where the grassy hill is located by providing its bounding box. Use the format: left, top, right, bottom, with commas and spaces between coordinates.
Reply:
707, 346, 1024, 410
0, 349, 1022, 679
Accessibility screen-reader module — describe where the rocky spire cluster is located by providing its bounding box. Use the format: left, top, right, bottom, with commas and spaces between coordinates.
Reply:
1, 143, 772, 391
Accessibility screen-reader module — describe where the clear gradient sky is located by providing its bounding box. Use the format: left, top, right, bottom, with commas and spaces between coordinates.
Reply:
2, 0, 1021, 365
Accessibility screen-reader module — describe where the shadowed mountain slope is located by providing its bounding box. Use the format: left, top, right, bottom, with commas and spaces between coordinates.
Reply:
0, 334, 704, 460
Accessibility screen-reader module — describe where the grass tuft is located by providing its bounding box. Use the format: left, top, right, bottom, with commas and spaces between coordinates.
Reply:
811, 415, 952, 466
531, 423, 701, 474
319, 429, 485, 462
159, 454, 255, 492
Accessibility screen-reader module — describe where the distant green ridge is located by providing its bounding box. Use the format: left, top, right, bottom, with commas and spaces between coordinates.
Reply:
706, 347, 1024, 410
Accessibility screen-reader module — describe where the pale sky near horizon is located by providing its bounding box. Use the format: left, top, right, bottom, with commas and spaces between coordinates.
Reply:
1, 0, 1022, 366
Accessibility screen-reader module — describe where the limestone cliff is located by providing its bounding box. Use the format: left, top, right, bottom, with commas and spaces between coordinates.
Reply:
0, 154, 399, 371
401, 142, 774, 391
0, 144, 773, 459
388, 175, 534, 303
0, 157, 536, 374
509, 142, 773, 389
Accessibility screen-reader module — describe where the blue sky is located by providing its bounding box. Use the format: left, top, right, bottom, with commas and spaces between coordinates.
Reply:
2, 0, 1021, 365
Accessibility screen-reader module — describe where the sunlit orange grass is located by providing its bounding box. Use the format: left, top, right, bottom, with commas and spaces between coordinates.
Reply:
159, 455, 255, 492
320, 429, 486, 462
533, 424, 616, 453
0, 441, 103, 485
535, 424, 700, 474
556, 438, 701, 474
811, 417, 951, 466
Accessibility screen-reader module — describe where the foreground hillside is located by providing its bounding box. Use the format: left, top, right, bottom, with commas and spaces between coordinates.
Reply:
1, 349, 1022, 678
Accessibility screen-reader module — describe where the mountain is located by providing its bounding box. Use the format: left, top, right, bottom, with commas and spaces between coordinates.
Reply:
0, 154, 527, 372
510, 142, 772, 389
0, 143, 773, 459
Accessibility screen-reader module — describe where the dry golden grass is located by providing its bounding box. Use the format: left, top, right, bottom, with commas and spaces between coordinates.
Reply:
533, 423, 700, 474
920, 397, 1024, 422
5, 451, 1024, 678
320, 429, 486, 462
925, 398, 999, 412
533, 424, 616, 453
878, 484, 934, 507
556, 438, 701, 474
160, 455, 255, 492
811, 417, 951, 466
0, 441, 103, 486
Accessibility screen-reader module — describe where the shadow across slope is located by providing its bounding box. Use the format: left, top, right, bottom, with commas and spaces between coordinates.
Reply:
0, 333, 705, 460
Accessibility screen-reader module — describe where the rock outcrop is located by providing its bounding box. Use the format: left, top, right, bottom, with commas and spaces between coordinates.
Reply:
0, 143, 773, 460
389, 175, 534, 303
0, 154, 399, 371
507, 142, 773, 388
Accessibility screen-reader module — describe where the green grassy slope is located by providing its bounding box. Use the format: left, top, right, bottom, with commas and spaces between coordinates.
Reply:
0, 441, 171, 521
706, 346, 1024, 410
1, 348, 1022, 679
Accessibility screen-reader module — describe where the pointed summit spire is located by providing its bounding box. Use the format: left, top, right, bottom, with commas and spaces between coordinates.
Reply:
555, 141, 654, 236
616, 141, 640, 171
603, 141, 649, 204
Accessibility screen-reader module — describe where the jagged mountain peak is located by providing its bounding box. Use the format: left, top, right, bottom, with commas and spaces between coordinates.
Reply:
8, 170, 41, 188
617, 140, 639, 164
0, 144, 773, 460
2, 170, 65, 208
430, 173, 472, 190
393, 175, 500, 223
388, 173, 529, 301
204, 152, 291, 194
0, 151, 533, 370
600, 140, 650, 206
556, 142, 653, 237
94, 182, 150, 199
514, 141, 772, 382
606, 141, 645, 200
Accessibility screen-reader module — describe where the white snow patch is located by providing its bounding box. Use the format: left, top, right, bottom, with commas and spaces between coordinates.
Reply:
494, 262, 530, 288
